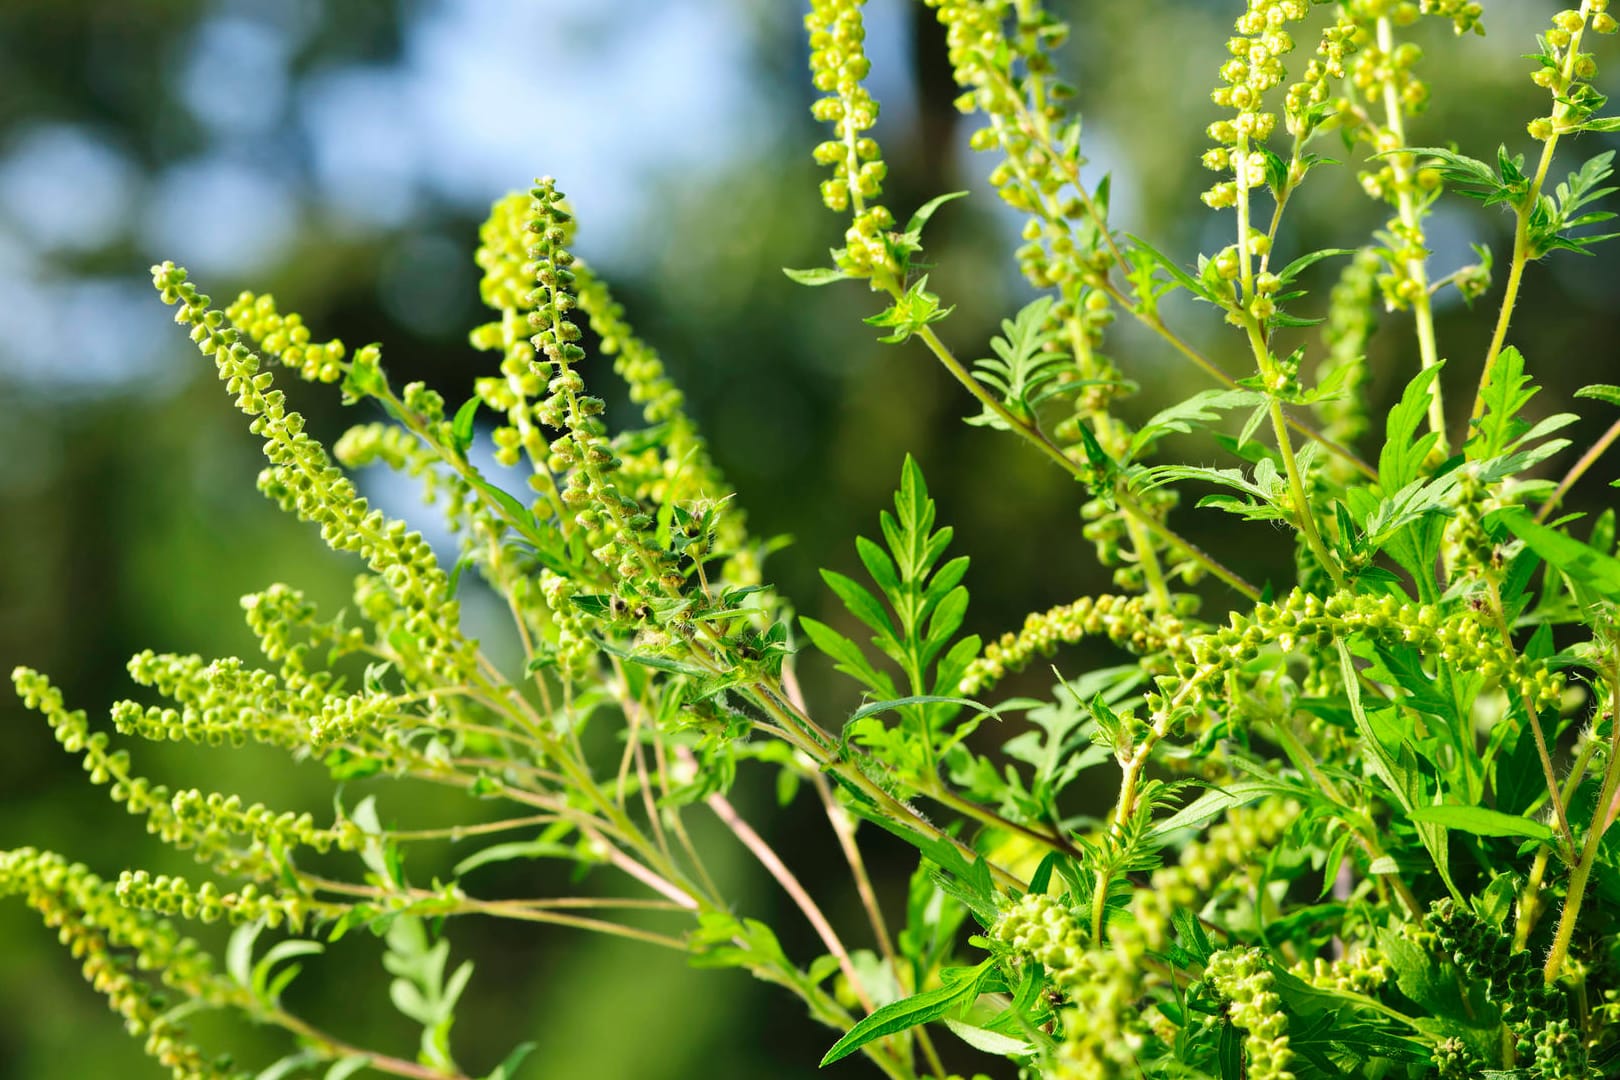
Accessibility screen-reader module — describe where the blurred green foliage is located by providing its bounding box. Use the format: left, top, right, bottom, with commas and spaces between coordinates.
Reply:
2, 1, 1617, 1076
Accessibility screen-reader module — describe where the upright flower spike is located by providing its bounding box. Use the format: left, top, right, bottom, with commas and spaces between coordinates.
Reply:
524, 178, 672, 594
806, 0, 897, 282
1203, 0, 1310, 213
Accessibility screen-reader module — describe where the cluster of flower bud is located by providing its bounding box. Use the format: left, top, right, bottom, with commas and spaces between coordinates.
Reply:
1424, 898, 1572, 1061
152, 262, 475, 687
1203, 0, 1311, 210
1132, 799, 1296, 950
115, 651, 311, 751
1293, 943, 1390, 995
1205, 947, 1296, 1080
1, 849, 234, 1079
991, 891, 1088, 987
116, 870, 338, 934
224, 291, 347, 384
958, 593, 1188, 696
1527, 5, 1615, 141
240, 583, 366, 692
806, 0, 896, 278
1175, 587, 1565, 714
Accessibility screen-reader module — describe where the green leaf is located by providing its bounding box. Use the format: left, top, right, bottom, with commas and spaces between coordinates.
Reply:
864, 275, 953, 343
821, 569, 896, 639
1150, 782, 1285, 838
1471, 346, 1537, 460
783, 266, 855, 286
1129, 388, 1263, 462
820, 961, 993, 1066
801, 617, 895, 696
227, 921, 265, 990
941, 1018, 1033, 1056
1379, 363, 1444, 492
453, 835, 582, 877
1275, 247, 1357, 286
1125, 234, 1217, 301
848, 695, 1001, 724
1576, 383, 1620, 407
252, 939, 324, 1005
1408, 804, 1553, 841
485, 1043, 537, 1080
1496, 509, 1620, 602
905, 190, 968, 235
449, 396, 480, 457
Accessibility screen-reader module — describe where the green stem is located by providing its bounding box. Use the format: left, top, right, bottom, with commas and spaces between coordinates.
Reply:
1543, 654, 1620, 983
1470, 4, 1591, 431
1376, 15, 1448, 454
1536, 416, 1620, 524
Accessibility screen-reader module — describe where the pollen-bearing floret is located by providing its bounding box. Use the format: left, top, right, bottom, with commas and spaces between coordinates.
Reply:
1203, 0, 1311, 210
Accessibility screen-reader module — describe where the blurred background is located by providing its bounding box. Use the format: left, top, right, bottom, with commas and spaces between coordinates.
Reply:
2, 1, 1617, 1077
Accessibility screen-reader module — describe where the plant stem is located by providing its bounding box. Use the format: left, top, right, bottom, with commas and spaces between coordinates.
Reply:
1512, 732, 1601, 948
700, 763, 877, 1015
1536, 416, 1620, 523
1485, 576, 1577, 861
1376, 15, 1448, 454
1544, 654, 1620, 982
1470, 6, 1591, 432
1246, 319, 1344, 591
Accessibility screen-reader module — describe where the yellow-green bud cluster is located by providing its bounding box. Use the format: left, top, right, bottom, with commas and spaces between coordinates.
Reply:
1420, 0, 1484, 35
1206, 947, 1295, 1080
116, 870, 343, 933
806, 0, 896, 278
224, 291, 347, 384
959, 593, 1187, 696
1177, 587, 1565, 714
524, 180, 675, 596
1293, 943, 1390, 995
991, 891, 1087, 986
1528, 4, 1615, 142
1050, 947, 1151, 1080
574, 262, 756, 591
1132, 799, 1295, 951
471, 191, 550, 472
240, 583, 365, 693
1, 849, 235, 1080
1203, 0, 1311, 210
152, 262, 475, 687
114, 652, 309, 750
15, 668, 358, 879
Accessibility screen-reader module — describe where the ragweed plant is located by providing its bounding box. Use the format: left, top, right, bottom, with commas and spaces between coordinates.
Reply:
12, 2, 1620, 1078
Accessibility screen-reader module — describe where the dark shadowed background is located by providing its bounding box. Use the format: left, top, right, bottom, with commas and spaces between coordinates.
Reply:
2, 1, 1616, 1077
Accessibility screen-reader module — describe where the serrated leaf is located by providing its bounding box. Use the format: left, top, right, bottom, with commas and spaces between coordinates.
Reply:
1129, 389, 1263, 461
821, 569, 896, 639
1380, 363, 1444, 492
1576, 383, 1620, 407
